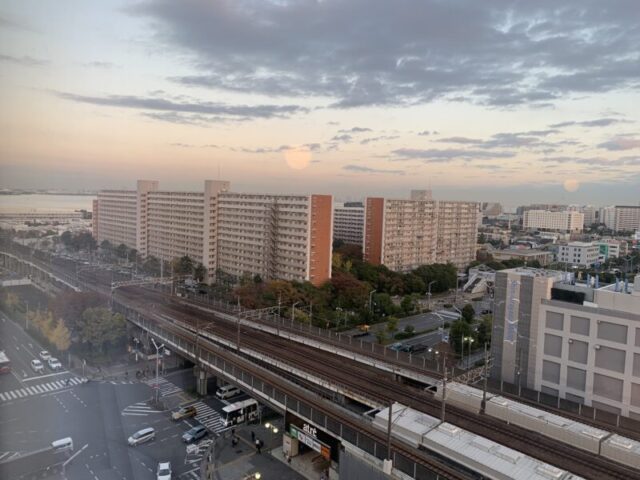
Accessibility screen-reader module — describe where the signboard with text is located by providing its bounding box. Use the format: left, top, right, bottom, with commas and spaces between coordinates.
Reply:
285, 412, 339, 462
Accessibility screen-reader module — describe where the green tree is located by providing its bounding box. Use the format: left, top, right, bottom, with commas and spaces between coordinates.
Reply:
194, 263, 207, 283
142, 256, 161, 276
461, 304, 475, 323
374, 330, 386, 344
100, 239, 113, 251
51, 318, 71, 352
400, 295, 415, 314
449, 319, 472, 354
476, 315, 492, 346
386, 316, 399, 335
77, 308, 126, 354
172, 255, 194, 276
403, 325, 415, 335
115, 243, 129, 259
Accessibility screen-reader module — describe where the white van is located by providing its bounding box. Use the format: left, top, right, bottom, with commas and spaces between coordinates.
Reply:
128, 427, 155, 446
51, 437, 74, 452
216, 384, 241, 400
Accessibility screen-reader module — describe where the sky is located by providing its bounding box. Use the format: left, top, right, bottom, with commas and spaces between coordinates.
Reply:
0, 0, 639, 207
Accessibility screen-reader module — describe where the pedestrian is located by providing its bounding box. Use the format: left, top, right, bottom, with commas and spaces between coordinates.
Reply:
231, 428, 235, 437
251, 431, 255, 442
255, 438, 261, 454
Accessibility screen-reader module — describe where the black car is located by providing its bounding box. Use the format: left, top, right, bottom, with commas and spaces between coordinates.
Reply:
182, 425, 207, 443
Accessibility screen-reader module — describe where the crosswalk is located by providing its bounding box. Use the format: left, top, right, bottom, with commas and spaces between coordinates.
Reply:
122, 401, 162, 417
435, 310, 461, 320
179, 468, 201, 480
0, 377, 83, 402
144, 377, 182, 397
192, 401, 225, 434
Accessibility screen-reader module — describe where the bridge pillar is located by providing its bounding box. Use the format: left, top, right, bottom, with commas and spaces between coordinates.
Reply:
195, 367, 209, 396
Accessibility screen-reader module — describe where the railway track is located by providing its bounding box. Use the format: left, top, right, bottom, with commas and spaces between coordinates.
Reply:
117, 286, 638, 480
116, 295, 472, 480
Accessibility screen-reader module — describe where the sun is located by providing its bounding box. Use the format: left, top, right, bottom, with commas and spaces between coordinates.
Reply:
563, 179, 579, 192
284, 146, 312, 170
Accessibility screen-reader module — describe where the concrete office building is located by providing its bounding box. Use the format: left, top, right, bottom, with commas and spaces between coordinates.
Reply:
333, 203, 365, 245
491, 268, 640, 418
363, 195, 478, 271
93, 180, 332, 285
601, 205, 640, 232
522, 210, 584, 233
557, 242, 600, 267
492, 249, 554, 266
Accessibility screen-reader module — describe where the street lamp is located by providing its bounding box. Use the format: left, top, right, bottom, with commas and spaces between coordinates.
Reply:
427, 281, 437, 311
150, 338, 165, 405
368, 289, 376, 315
291, 301, 300, 324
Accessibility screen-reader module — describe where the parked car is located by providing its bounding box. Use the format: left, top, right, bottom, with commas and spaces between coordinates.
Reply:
128, 427, 155, 446
171, 405, 197, 421
31, 359, 44, 373
48, 357, 62, 370
388, 342, 404, 351
156, 461, 172, 480
39, 350, 51, 361
182, 425, 207, 444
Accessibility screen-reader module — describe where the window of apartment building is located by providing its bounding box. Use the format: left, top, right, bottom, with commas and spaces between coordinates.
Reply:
634, 353, 640, 378
632, 383, 640, 408
566, 366, 586, 391
570, 316, 590, 336
568, 340, 588, 364
544, 334, 562, 358
593, 373, 624, 402
596, 321, 627, 344
545, 311, 564, 331
541, 386, 559, 397
594, 345, 626, 374
542, 360, 561, 384
636, 328, 640, 347
565, 392, 584, 404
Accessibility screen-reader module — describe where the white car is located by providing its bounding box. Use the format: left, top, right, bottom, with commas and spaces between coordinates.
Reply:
31, 359, 44, 373
48, 357, 62, 370
39, 350, 51, 361
157, 461, 172, 480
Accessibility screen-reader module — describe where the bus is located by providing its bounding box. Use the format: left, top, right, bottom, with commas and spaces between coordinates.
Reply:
221, 399, 259, 428
0, 351, 10, 374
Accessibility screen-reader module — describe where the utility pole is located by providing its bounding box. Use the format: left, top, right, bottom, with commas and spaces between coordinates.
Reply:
481, 342, 489, 413
427, 281, 436, 310
368, 289, 376, 315
386, 400, 393, 464
151, 338, 165, 405
440, 356, 447, 422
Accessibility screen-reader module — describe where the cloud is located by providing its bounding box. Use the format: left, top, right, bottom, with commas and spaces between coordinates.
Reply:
360, 135, 399, 145
392, 148, 515, 162
597, 137, 640, 151
0, 53, 48, 66
129, 0, 640, 108
81, 61, 115, 69
236, 143, 321, 154
54, 91, 306, 122
539, 156, 640, 167
170, 142, 220, 148
343, 164, 405, 175
549, 118, 631, 128
330, 134, 353, 143
438, 130, 557, 149
338, 127, 372, 134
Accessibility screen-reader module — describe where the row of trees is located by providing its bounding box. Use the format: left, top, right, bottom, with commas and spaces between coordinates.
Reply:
60, 231, 97, 252
231, 244, 460, 329
2, 291, 128, 360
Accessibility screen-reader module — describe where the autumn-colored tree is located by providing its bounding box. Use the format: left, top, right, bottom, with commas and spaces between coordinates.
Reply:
51, 318, 71, 352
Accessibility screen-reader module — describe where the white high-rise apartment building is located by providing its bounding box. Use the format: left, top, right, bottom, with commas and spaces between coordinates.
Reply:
216, 193, 332, 285
333, 203, 365, 245
601, 205, 640, 232
522, 210, 584, 233
557, 242, 599, 267
363, 194, 478, 271
93, 181, 332, 285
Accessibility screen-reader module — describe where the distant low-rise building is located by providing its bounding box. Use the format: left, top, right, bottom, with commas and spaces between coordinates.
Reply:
492, 249, 553, 266
557, 242, 599, 267
523, 210, 584, 233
